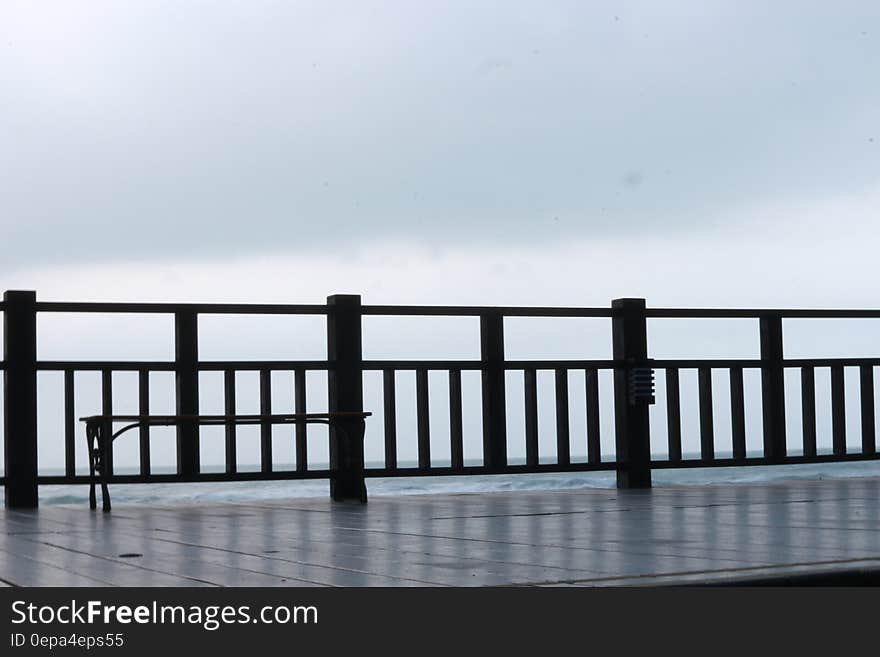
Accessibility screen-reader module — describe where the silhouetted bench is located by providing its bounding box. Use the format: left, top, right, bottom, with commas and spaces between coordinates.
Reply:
80, 413, 370, 511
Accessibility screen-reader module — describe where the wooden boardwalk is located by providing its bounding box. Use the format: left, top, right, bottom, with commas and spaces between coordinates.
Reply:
1, 477, 879, 587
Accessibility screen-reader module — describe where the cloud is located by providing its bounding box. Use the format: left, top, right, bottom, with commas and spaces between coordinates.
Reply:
4, 178, 879, 310
1, 1, 879, 272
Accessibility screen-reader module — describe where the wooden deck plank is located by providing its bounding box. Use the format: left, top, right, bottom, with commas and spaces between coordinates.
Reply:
2, 477, 880, 586
0, 537, 217, 587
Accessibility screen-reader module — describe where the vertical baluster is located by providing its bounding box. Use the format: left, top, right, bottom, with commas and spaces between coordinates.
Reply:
101, 369, 113, 476
730, 367, 746, 460
64, 370, 76, 478
831, 365, 846, 456
860, 365, 876, 456
449, 369, 463, 470
585, 368, 601, 464
698, 367, 714, 461
138, 370, 150, 476
416, 369, 430, 470
383, 369, 397, 471
555, 369, 570, 465
259, 368, 272, 473
524, 369, 538, 467
801, 366, 816, 458
224, 369, 237, 474
666, 368, 682, 462
295, 368, 307, 472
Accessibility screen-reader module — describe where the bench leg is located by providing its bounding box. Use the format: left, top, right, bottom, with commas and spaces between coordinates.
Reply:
100, 425, 112, 512
88, 422, 112, 512
101, 482, 111, 512
356, 418, 367, 503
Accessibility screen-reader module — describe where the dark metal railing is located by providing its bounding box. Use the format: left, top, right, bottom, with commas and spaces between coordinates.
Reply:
2, 290, 879, 508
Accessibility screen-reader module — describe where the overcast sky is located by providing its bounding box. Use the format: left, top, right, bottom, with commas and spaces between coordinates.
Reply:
2, 0, 878, 303
2, 2, 879, 471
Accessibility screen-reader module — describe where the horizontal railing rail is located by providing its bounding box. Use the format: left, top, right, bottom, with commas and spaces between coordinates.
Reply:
3, 291, 880, 508
36, 301, 331, 314
11, 299, 880, 317
646, 308, 880, 318
35, 360, 334, 371
362, 305, 614, 317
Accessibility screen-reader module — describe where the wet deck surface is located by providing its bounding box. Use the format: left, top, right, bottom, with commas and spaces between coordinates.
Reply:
1, 477, 879, 586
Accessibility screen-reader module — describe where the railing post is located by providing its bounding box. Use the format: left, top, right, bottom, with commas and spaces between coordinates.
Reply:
174, 309, 200, 477
759, 314, 786, 462
480, 310, 507, 470
612, 298, 652, 488
3, 291, 39, 508
326, 294, 365, 501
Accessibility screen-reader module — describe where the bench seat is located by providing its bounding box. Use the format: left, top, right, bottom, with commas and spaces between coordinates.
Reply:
80, 412, 370, 511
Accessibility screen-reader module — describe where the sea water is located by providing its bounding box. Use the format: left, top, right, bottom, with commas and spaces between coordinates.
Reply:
18, 457, 880, 506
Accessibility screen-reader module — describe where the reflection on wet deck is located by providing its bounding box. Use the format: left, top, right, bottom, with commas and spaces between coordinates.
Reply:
2, 477, 879, 586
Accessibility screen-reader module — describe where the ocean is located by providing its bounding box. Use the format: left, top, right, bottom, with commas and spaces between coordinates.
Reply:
22, 457, 880, 506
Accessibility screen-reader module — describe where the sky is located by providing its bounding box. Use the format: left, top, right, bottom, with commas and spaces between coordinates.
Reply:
1, 1, 879, 472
